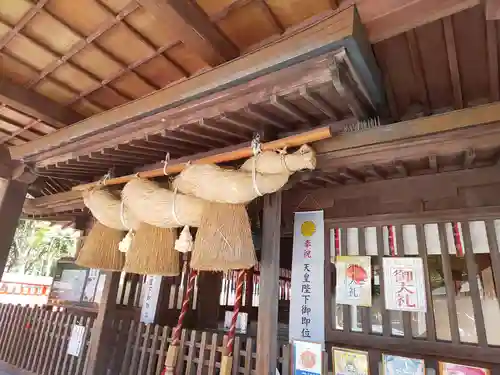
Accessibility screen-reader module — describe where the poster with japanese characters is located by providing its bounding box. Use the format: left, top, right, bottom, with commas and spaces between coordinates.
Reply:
289, 211, 325, 347
333, 348, 368, 375
140, 275, 163, 323
439, 362, 490, 375
383, 354, 425, 375
383, 257, 427, 312
293, 341, 323, 375
335, 256, 372, 307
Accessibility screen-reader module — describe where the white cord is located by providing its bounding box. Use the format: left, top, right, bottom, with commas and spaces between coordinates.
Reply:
120, 200, 129, 230
162, 152, 171, 176
171, 188, 182, 226
278, 147, 291, 173
251, 134, 263, 197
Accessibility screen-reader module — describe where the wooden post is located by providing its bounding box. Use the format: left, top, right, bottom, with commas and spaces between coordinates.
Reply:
86, 271, 121, 375
256, 192, 281, 375
0, 178, 29, 280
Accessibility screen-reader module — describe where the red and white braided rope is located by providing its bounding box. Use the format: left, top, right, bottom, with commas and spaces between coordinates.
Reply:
172, 269, 198, 346
226, 270, 245, 355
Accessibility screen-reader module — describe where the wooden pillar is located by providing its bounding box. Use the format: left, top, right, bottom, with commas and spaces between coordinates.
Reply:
0, 178, 29, 280
86, 271, 121, 375
256, 192, 281, 375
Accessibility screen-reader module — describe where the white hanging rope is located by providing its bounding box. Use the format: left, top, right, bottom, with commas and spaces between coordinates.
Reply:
172, 188, 182, 226
278, 147, 291, 173
119, 200, 129, 229
162, 152, 171, 176
251, 134, 263, 197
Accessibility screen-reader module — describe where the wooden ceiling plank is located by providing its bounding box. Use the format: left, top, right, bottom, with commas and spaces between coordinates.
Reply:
363, 0, 481, 43
145, 134, 201, 152
443, 17, 464, 110
178, 127, 231, 146
220, 114, 258, 132
198, 118, 248, 140
11, 7, 382, 162
31, 2, 158, 96
245, 106, 288, 130
257, 0, 285, 34
486, 0, 500, 20
114, 144, 165, 159
0, 77, 83, 128
406, 30, 431, 115
394, 160, 408, 176
299, 86, 338, 119
0, 0, 48, 51
428, 154, 438, 173
486, 20, 500, 102
339, 167, 364, 182
137, 0, 239, 65
270, 94, 311, 124
0, 119, 42, 145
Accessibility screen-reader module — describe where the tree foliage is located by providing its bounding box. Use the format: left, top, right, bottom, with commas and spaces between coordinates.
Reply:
6, 220, 77, 276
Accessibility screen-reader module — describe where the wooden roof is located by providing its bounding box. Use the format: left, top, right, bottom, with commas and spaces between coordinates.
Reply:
2, 0, 500, 204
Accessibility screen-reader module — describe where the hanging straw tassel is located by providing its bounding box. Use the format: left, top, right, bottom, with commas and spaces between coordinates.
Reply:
163, 265, 198, 374
221, 269, 246, 375
123, 222, 180, 276
76, 221, 125, 271
191, 202, 257, 271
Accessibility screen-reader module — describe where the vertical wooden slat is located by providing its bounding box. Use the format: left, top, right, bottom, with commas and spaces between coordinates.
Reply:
138, 324, 153, 374
155, 326, 170, 375
27, 309, 49, 371
16, 306, 37, 367
37, 311, 57, 373
416, 224, 437, 341
147, 324, 160, 375
0, 305, 15, 360
129, 322, 145, 375
358, 227, 370, 334
207, 333, 218, 375
185, 330, 197, 374
60, 315, 78, 375
376, 227, 390, 336
175, 329, 188, 374
368, 349, 380, 375
341, 227, 350, 332
198, 331, 208, 375
484, 221, 500, 304
7, 305, 28, 363
67, 317, 82, 375
0, 304, 10, 351
21, 306, 41, 369
231, 335, 240, 375
75, 316, 92, 375
53, 313, 73, 375
461, 221, 488, 347
244, 337, 252, 375
438, 222, 460, 344
121, 320, 137, 375
395, 225, 413, 341
48, 312, 68, 375
40, 312, 61, 373
1, 305, 18, 360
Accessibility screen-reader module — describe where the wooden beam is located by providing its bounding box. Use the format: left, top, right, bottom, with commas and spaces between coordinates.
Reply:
0, 77, 83, 128
443, 17, 463, 109
360, 0, 481, 42
0, 179, 28, 279
406, 30, 430, 115
315, 102, 500, 162
137, 0, 238, 66
487, 20, 500, 101
486, 0, 500, 20
86, 272, 121, 375
11, 7, 384, 163
256, 192, 281, 375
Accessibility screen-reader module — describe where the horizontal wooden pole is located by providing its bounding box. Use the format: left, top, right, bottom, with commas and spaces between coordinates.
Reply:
73, 126, 333, 190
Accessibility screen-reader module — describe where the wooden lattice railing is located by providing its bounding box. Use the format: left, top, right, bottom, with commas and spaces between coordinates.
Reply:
0, 303, 290, 375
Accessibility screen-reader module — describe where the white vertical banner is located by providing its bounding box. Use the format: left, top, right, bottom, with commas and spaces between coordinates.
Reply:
140, 275, 163, 324
67, 324, 86, 356
289, 211, 325, 347
383, 257, 427, 312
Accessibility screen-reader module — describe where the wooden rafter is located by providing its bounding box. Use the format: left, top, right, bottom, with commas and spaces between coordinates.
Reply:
0, 77, 83, 128
406, 30, 430, 115
486, 0, 500, 20
486, 20, 500, 101
362, 0, 481, 42
443, 16, 463, 110
137, 0, 239, 66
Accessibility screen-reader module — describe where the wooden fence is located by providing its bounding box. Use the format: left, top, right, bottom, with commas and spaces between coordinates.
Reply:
0, 303, 290, 375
